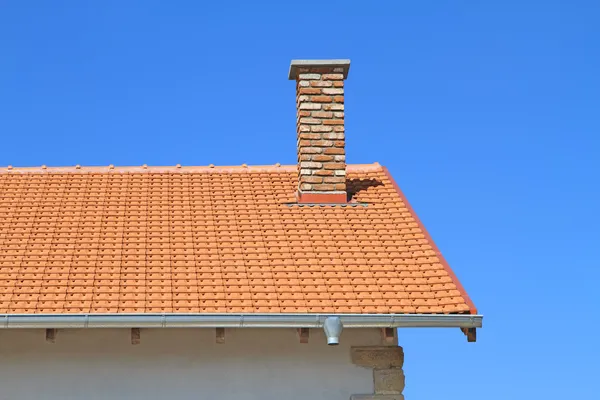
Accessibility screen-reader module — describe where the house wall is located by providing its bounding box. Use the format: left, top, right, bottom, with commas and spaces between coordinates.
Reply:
0, 327, 383, 400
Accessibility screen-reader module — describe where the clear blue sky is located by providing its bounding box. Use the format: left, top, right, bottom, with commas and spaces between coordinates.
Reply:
1, 1, 599, 398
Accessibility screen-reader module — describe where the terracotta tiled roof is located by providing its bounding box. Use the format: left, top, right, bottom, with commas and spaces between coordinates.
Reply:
0, 163, 476, 315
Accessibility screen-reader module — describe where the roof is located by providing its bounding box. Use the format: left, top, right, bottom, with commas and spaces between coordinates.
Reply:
0, 163, 476, 315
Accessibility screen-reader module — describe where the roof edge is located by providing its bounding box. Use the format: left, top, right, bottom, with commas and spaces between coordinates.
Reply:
0, 313, 482, 329
381, 166, 479, 314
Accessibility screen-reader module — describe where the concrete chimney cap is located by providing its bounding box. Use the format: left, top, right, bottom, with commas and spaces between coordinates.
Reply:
288, 59, 351, 80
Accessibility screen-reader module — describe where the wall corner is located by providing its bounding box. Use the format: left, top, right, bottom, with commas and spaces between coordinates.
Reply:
350, 346, 405, 400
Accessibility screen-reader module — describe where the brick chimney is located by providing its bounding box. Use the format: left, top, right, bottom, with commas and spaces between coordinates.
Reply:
289, 59, 350, 204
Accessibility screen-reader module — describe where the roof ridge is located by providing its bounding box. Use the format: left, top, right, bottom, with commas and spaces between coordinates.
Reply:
0, 163, 382, 174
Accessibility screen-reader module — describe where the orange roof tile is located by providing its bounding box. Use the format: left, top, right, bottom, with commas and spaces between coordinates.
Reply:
0, 163, 476, 315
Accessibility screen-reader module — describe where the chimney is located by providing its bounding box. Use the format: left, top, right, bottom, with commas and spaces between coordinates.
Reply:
289, 59, 350, 204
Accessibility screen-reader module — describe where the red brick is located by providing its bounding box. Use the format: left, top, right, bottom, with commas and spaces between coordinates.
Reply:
299, 117, 322, 125
301, 176, 324, 184
312, 155, 335, 162
322, 73, 345, 80
324, 148, 345, 155
323, 176, 345, 184
313, 170, 334, 176
311, 111, 333, 119
323, 104, 344, 111
323, 162, 345, 170
299, 87, 322, 95
311, 96, 333, 103
299, 102, 322, 110
298, 73, 321, 80
334, 184, 347, 191
300, 161, 322, 169
299, 147, 322, 154
322, 88, 343, 95
312, 184, 335, 191
310, 126, 333, 133
310, 81, 333, 88
322, 132, 344, 140
311, 140, 334, 147
323, 119, 344, 125
298, 133, 323, 140
333, 96, 345, 103
333, 81, 344, 87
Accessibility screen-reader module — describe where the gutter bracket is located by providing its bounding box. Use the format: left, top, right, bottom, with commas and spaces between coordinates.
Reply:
461, 327, 477, 342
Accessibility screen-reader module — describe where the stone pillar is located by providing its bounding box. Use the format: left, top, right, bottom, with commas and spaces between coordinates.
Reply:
350, 346, 406, 400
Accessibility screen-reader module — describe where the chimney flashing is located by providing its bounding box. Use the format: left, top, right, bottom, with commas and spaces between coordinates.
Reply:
296, 191, 348, 204
288, 59, 351, 80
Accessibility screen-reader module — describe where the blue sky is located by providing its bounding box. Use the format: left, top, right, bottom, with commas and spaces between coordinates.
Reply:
1, 1, 599, 398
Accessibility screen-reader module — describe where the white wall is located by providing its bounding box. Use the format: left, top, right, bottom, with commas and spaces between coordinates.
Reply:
0, 327, 382, 400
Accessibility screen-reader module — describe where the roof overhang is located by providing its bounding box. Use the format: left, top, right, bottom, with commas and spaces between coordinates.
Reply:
0, 313, 482, 329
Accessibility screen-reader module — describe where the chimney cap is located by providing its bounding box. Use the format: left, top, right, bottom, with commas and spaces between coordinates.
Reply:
288, 59, 351, 80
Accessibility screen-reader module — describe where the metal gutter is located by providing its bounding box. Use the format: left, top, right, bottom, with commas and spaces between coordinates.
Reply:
0, 313, 482, 329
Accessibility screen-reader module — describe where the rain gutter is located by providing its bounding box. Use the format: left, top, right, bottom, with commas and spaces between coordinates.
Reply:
0, 313, 482, 329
